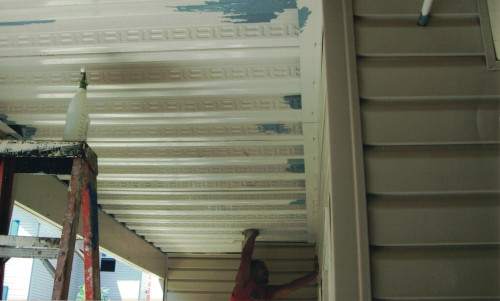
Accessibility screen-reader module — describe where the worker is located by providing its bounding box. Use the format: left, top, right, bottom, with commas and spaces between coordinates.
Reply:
231, 229, 319, 300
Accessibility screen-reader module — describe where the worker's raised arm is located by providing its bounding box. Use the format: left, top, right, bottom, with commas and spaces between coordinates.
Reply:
233, 229, 259, 296
268, 256, 319, 299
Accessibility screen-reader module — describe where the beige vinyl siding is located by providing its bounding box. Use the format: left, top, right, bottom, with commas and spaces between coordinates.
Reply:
166, 244, 317, 301
354, 0, 500, 300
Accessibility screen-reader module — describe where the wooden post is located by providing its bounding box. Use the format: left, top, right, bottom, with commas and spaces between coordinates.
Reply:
82, 162, 101, 300
52, 158, 85, 300
0, 158, 15, 301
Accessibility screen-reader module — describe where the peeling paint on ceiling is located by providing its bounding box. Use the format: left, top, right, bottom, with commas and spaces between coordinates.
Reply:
171, 0, 298, 23
0, 0, 319, 253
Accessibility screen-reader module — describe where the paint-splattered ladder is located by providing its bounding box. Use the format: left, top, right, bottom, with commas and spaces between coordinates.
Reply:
0, 140, 100, 301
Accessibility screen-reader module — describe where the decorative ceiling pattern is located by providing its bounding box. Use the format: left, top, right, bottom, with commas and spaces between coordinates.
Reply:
0, 0, 319, 253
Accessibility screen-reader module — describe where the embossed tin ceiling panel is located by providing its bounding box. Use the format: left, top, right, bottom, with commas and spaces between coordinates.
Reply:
0, 0, 320, 253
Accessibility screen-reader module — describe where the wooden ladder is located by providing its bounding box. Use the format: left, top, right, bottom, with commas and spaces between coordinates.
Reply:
0, 140, 100, 300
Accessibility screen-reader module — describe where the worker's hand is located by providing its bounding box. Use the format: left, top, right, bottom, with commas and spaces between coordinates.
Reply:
243, 229, 259, 240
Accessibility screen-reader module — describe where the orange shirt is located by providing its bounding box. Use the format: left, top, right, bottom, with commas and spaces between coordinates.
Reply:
230, 279, 272, 301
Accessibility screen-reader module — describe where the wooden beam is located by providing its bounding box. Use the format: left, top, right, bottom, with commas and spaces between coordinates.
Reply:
41, 259, 56, 278
52, 158, 85, 301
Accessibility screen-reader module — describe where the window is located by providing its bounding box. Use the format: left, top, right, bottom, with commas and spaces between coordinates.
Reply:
8, 220, 19, 236
100, 258, 116, 272
479, 0, 500, 70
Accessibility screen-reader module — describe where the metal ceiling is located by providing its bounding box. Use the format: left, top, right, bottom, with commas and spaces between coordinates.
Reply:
0, 0, 321, 253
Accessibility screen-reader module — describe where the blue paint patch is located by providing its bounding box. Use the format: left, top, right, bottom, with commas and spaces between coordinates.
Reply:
283, 95, 302, 109
0, 114, 37, 140
286, 158, 304, 173
258, 123, 292, 134
298, 7, 311, 31
0, 20, 56, 26
171, 0, 297, 23
290, 199, 306, 205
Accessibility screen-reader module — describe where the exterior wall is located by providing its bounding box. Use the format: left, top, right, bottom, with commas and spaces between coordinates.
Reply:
320, 0, 499, 299
166, 243, 317, 300
100, 254, 142, 301
356, 0, 500, 298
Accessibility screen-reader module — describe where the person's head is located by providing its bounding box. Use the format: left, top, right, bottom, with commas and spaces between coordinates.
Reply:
250, 259, 269, 285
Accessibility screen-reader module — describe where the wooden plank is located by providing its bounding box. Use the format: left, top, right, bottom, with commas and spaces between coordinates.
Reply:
371, 246, 500, 299
0, 235, 60, 248
361, 99, 500, 145
355, 17, 483, 57
0, 246, 58, 259
0, 157, 15, 300
354, 0, 478, 17
364, 145, 499, 194
368, 194, 500, 246
0, 140, 97, 175
357, 57, 500, 100
81, 162, 101, 300
52, 158, 85, 301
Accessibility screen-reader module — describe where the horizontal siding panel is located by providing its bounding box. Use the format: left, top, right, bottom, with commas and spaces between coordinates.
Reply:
168, 270, 312, 283
361, 99, 500, 145
253, 245, 315, 259
356, 18, 483, 57
365, 145, 499, 194
168, 257, 314, 271
167, 280, 233, 292
167, 280, 316, 296
371, 246, 500, 299
167, 247, 317, 300
357, 57, 500, 100
354, 0, 478, 17
167, 292, 316, 301
368, 194, 500, 246
374, 299, 500, 301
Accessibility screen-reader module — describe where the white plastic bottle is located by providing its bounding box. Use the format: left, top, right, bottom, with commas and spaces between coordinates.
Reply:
63, 67, 90, 142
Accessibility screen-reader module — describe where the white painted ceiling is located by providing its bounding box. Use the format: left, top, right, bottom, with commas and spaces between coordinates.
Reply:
0, 0, 322, 253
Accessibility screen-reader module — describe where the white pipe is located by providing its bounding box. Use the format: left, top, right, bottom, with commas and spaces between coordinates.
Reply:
418, 0, 434, 26
421, 0, 434, 15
